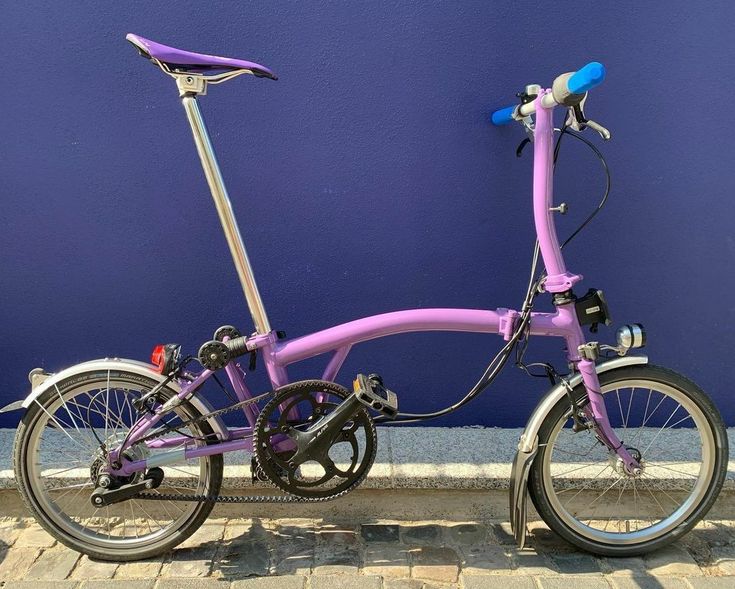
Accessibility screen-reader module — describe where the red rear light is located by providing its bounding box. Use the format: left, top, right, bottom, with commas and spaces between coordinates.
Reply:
151, 344, 166, 373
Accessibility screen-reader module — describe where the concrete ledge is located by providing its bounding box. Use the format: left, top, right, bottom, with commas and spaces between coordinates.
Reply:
2, 427, 733, 490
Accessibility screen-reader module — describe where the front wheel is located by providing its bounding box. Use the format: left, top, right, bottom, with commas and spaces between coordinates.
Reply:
528, 364, 727, 556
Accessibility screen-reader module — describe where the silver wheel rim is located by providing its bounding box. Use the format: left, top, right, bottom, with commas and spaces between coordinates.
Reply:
542, 378, 716, 545
23, 375, 215, 551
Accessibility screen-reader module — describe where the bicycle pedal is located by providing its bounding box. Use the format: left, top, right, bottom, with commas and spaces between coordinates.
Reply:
352, 373, 399, 418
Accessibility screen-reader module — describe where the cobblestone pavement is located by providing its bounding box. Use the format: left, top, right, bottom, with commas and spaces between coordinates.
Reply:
0, 516, 733, 588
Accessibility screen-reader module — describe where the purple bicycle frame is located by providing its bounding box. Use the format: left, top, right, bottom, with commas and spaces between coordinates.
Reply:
113, 89, 639, 477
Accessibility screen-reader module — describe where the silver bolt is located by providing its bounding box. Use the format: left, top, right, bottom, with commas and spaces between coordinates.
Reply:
94, 497, 103, 505
145, 480, 153, 489
549, 203, 568, 214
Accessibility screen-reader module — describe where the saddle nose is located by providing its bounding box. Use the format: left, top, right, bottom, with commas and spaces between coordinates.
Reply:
126, 33, 277, 80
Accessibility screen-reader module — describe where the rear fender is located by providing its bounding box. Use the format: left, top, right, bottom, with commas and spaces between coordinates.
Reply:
0, 358, 229, 441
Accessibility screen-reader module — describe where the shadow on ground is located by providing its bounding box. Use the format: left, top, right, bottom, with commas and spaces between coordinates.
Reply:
161, 517, 735, 580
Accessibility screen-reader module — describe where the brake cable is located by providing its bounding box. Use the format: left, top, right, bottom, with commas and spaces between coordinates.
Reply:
385, 122, 611, 424
555, 128, 611, 250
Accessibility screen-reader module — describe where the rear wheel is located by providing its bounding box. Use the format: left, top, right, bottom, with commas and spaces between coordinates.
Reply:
528, 365, 727, 556
14, 370, 223, 561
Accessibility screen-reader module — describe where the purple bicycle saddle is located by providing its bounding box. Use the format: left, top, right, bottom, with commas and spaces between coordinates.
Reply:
126, 33, 277, 80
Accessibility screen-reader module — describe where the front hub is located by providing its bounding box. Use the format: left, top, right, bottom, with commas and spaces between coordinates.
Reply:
611, 446, 644, 477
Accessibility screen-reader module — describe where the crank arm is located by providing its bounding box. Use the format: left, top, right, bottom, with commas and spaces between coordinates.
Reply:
290, 395, 363, 465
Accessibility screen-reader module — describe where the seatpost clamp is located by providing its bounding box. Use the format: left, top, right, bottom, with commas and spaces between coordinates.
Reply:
175, 74, 207, 97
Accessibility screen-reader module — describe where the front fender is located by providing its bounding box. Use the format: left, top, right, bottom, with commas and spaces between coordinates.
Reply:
0, 358, 229, 441
509, 354, 648, 547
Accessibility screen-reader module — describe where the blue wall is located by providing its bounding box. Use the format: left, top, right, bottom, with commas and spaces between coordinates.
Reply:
2, 1, 734, 428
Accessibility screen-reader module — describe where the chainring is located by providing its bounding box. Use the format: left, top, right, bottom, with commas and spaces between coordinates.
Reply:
254, 380, 377, 499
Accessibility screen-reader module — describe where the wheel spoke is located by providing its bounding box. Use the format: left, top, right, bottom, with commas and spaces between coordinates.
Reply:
603, 477, 630, 531
641, 403, 683, 455
625, 387, 635, 433
105, 370, 111, 441
632, 389, 653, 448
615, 389, 625, 430
560, 463, 613, 507
580, 473, 625, 512
34, 401, 92, 452
552, 461, 604, 478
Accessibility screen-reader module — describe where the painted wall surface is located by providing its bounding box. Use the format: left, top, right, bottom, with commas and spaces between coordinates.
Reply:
2, 1, 734, 428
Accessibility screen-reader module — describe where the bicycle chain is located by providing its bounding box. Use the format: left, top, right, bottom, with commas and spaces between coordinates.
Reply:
134, 450, 364, 504
133, 389, 276, 446
129, 383, 369, 504
133, 486, 354, 503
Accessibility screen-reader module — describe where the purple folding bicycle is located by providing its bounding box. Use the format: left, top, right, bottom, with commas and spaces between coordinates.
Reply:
2, 35, 728, 561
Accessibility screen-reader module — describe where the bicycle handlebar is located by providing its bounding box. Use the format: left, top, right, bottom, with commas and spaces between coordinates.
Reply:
490, 105, 517, 126
490, 61, 606, 126
567, 61, 606, 94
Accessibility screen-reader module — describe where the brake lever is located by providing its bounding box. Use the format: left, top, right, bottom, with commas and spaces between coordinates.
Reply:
565, 95, 611, 141
583, 119, 611, 141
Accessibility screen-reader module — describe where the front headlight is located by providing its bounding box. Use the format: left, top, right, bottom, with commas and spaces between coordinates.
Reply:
616, 324, 646, 351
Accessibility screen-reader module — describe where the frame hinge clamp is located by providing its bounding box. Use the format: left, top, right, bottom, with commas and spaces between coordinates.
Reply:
498, 309, 521, 341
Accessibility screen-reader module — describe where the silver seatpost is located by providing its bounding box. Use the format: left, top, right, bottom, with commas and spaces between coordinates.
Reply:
180, 92, 271, 334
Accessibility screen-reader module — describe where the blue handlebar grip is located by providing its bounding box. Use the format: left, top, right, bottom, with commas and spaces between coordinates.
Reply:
491, 105, 517, 126
567, 62, 606, 94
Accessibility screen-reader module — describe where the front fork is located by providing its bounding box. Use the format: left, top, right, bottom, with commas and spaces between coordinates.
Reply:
575, 357, 641, 474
